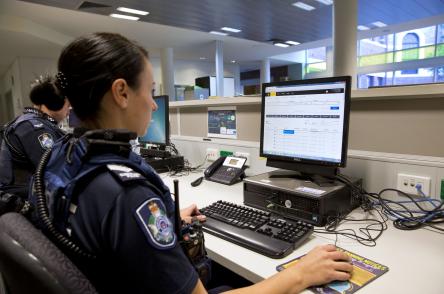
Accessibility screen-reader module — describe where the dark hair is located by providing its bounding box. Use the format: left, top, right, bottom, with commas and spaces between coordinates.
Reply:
56, 32, 148, 120
30, 76, 65, 111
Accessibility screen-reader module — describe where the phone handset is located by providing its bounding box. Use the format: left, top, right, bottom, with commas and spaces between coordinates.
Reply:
204, 156, 226, 178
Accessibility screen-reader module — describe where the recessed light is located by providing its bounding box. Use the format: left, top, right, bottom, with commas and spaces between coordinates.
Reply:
314, 0, 333, 5
357, 25, 370, 31
292, 2, 315, 11
372, 21, 387, 28
116, 7, 149, 16
274, 42, 290, 48
209, 31, 228, 36
221, 27, 241, 33
110, 14, 139, 21
286, 40, 301, 45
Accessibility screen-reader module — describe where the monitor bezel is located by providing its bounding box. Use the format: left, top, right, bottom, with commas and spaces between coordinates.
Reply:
138, 95, 170, 147
260, 76, 351, 168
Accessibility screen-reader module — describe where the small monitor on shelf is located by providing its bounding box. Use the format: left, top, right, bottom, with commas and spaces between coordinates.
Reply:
139, 95, 169, 149
260, 76, 351, 181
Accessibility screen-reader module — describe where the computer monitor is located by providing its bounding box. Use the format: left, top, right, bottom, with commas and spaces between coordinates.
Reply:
138, 95, 169, 147
68, 110, 81, 128
260, 76, 351, 178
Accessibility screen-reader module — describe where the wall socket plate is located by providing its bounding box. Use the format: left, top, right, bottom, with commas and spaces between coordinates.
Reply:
206, 148, 219, 161
396, 173, 431, 197
234, 151, 250, 166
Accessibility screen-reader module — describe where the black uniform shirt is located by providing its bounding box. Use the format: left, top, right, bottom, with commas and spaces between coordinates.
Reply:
8, 108, 64, 168
68, 169, 199, 294
0, 108, 64, 196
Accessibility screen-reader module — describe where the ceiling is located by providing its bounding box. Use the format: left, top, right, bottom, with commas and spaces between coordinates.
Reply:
1, 0, 444, 76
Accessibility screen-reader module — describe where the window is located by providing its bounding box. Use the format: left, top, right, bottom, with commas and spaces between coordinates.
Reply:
401, 33, 419, 74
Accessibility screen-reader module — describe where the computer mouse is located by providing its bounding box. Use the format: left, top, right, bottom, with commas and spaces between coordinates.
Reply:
191, 176, 204, 187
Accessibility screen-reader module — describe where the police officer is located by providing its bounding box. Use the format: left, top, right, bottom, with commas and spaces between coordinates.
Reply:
0, 76, 69, 199
31, 33, 353, 294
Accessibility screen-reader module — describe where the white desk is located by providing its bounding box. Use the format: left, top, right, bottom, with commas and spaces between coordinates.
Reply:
162, 173, 444, 294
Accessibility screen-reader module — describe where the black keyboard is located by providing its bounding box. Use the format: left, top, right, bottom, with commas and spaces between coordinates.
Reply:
200, 201, 313, 259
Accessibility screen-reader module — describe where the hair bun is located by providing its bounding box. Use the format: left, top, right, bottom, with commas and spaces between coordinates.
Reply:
30, 75, 65, 111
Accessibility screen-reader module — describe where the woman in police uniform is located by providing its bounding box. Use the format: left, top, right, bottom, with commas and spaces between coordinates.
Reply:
33, 33, 352, 294
0, 76, 69, 198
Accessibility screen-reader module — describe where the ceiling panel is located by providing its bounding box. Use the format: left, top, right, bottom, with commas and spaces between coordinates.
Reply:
19, 0, 444, 45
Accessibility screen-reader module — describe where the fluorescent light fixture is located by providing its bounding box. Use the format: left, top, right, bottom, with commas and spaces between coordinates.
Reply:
314, 0, 333, 5
357, 25, 370, 31
116, 7, 149, 16
221, 27, 241, 33
372, 21, 387, 28
110, 14, 139, 21
274, 42, 290, 48
292, 2, 315, 11
231, 60, 236, 63
199, 57, 207, 60
286, 40, 300, 45
209, 31, 228, 36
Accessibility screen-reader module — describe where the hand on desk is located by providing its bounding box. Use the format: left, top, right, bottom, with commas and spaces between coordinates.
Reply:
180, 204, 206, 224
216, 244, 354, 294
293, 244, 353, 287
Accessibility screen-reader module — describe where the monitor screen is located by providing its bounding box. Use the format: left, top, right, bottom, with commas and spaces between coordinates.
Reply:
68, 110, 81, 128
207, 106, 237, 139
139, 95, 169, 146
260, 76, 351, 171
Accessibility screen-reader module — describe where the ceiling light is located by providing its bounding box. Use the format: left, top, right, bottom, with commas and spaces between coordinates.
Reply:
314, 0, 333, 5
292, 2, 315, 11
231, 60, 236, 63
209, 31, 228, 36
110, 14, 139, 21
199, 57, 207, 60
286, 40, 300, 45
116, 7, 149, 16
221, 27, 241, 33
372, 21, 387, 28
274, 42, 290, 48
357, 25, 370, 31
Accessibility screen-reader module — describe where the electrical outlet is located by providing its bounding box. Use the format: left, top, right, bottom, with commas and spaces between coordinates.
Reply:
206, 148, 219, 161
396, 173, 431, 197
234, 151, 250, 166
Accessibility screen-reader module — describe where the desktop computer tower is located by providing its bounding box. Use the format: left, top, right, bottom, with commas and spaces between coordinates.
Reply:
243, 170, 362, 226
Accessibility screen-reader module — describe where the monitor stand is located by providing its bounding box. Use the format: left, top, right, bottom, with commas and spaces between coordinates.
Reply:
269, 171, 336, 187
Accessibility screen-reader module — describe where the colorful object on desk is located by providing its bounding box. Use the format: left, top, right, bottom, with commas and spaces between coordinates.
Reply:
276, 247, 389, 294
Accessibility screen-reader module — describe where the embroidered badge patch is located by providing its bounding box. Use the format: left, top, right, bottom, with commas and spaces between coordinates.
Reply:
38, 133, 54, 149
135, 198, 176, 249
107, 164, 145, 182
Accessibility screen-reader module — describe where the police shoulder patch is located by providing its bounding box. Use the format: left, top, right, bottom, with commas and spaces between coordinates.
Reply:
106, 164, 145, 182
38, 133, 54, 149
134, 198, 176, 250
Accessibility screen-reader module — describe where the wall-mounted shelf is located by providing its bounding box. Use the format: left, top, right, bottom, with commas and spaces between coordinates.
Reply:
169, 83, 444, 108
169, 96, 260, 108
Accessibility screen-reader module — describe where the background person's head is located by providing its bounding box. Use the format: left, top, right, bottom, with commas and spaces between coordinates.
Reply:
56, 32, 156, 136
30, 75, 70, 122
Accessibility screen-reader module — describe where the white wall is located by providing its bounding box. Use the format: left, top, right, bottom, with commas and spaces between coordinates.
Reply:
17, 56, 57, 108
2, 59, 22, 117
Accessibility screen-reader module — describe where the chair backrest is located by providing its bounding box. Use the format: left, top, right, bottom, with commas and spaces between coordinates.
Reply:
0, 212, 97, 294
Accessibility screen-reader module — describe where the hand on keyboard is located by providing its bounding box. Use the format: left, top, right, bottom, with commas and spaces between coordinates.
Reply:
180, 203, 206, 224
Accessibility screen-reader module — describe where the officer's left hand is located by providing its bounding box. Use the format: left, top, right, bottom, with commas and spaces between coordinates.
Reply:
180, 203, 206, 224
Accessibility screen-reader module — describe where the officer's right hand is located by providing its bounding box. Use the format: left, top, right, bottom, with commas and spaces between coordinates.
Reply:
290, 244, 353, 288
180, 203, 206, 224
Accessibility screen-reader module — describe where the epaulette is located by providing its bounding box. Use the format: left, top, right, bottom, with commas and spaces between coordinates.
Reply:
106, 164, 146, 183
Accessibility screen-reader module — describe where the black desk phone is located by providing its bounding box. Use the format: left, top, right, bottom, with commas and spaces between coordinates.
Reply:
204, 156, 247, 185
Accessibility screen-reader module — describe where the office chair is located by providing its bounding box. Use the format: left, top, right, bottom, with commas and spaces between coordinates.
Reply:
0, 212, 97, 294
